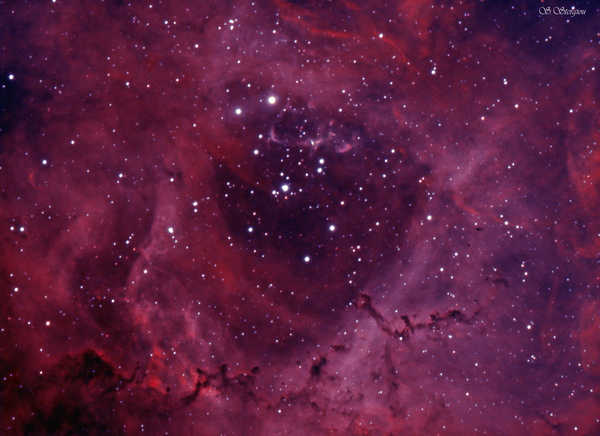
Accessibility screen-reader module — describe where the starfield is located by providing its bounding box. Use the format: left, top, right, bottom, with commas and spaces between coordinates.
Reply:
0, 1, 598, 435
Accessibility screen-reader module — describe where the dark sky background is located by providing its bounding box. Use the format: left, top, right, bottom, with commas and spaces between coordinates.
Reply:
1, 0, 599, 435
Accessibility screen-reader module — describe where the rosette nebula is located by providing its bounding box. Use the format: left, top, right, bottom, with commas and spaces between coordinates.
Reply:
1, 1, 599, 435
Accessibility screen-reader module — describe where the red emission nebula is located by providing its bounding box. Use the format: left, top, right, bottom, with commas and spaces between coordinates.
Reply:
1, 0, 599, 435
